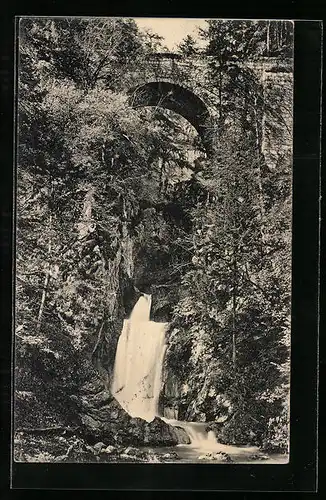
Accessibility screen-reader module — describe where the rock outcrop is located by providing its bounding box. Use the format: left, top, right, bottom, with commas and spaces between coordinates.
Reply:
75, 380, 180, 446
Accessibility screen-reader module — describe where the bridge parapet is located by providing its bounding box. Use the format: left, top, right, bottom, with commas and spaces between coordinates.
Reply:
129, 53, 292, 109
144, 53, 293, 71
126, 52, 293, 158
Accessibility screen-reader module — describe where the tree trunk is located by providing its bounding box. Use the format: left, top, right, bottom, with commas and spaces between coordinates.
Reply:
16, 426, 80, 435
77, 185, 95, 240
232, 249, 237, 369
266, 21, 270, 55
101, 137, 107, 166
36, 214, 52, 332
253, 95, 261, 150
158, 157, 166, 194
253, 92, 266, 257
261, 69, 266, 154
231, 223, 237, 369
276, 23, 281, 51
219, 67, 223, 126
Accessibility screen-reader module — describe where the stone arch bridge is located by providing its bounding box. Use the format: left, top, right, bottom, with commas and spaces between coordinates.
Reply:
127, 53, 293, 156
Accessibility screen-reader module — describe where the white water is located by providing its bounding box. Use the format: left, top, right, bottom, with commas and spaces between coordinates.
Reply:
162, 418, 218, 449
111, 294, 262, 458
111, 294, 168, 423
160, 417, 260, 456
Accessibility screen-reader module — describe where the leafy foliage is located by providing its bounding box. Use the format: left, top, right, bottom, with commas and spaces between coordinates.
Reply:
15, 18, 292, 455
177, 35, 200, 56
199, 20, 293, 60
164, 21, 292, 451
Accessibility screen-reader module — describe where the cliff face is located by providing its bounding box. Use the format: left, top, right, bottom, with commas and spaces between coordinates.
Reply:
60, 214, 180, 443
16, 17, 293, 460
16, 75, 292, 442
76, 168, 194, 443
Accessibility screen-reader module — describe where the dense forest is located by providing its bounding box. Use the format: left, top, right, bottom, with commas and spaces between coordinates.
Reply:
14, 18, 293, 462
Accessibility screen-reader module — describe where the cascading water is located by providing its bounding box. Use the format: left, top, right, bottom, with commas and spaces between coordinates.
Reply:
111, 294, 168, 423
111, 293, 219, 449
161, 418, 218, 449
110, 294, 270, 461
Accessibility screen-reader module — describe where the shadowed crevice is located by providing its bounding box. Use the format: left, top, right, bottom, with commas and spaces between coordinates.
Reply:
128, 81, 214, 155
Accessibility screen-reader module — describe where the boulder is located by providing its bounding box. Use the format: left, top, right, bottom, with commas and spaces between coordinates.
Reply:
78, 389, 179, 447
198, 451, 232, 462
173, 426, 191, 444
146, 452, 162, 463
214, 452, 232, 462
93, 442, 106, 453
143, 417, 179, 446
103, 445, 116, 454
249, 453, 269, 460
162, 451, 179, 460
123, 446, 144, 458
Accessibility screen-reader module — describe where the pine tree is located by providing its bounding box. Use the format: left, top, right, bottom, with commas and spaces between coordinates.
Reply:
177, 35, 200, 56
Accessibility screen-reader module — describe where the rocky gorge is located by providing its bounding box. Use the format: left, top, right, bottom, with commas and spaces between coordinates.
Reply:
14, 18, 292, 462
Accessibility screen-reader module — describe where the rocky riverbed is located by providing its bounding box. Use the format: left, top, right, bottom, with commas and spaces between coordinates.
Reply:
14, 431, 182, 463
14, 431, 288, 464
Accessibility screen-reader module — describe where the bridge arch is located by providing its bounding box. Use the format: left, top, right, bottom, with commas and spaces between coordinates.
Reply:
128, 81, 214, 155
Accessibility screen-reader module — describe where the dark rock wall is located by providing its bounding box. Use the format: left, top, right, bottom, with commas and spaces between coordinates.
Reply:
79, 193, 190, 444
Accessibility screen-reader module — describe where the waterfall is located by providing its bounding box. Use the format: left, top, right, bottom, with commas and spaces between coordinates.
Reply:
110, 294, 265, 460
111, 293, 219, 446
111, 294, 168, 423
110, 294, 262, 458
